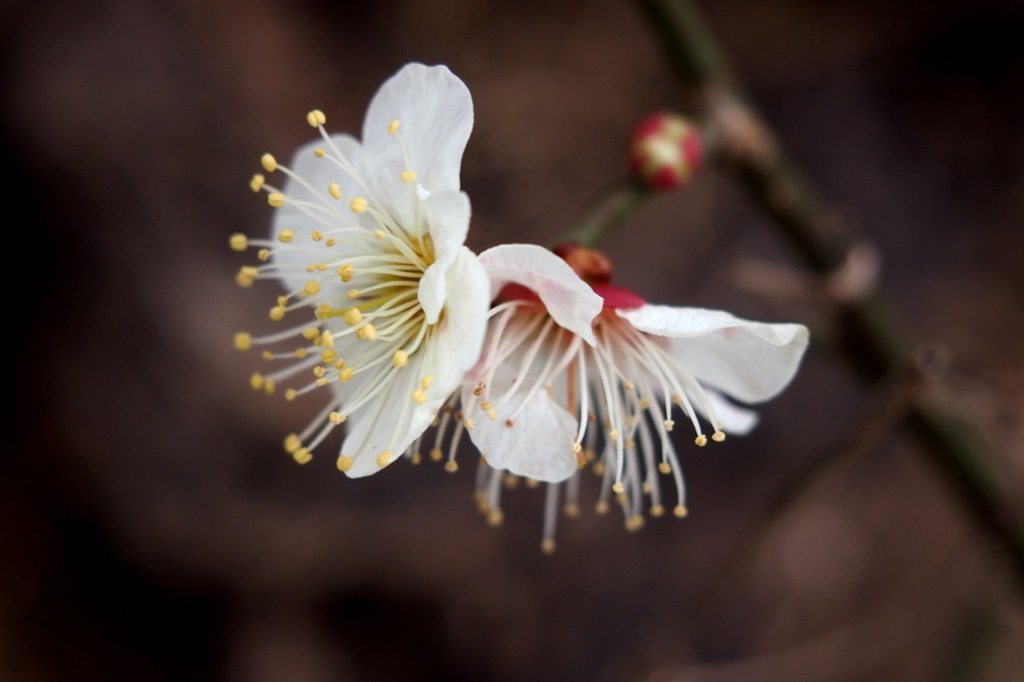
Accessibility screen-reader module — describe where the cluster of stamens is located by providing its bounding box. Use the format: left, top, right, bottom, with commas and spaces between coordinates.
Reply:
231, 110, 443, 472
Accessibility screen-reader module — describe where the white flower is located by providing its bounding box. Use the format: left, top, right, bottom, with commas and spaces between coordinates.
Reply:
231, 63, 489, 477
460, 243, 809, 551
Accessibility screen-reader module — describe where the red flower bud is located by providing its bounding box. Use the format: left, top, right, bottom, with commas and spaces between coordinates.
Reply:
629, 112, 703, 190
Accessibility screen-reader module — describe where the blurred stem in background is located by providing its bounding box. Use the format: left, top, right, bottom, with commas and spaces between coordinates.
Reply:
560, 0, 1024, 589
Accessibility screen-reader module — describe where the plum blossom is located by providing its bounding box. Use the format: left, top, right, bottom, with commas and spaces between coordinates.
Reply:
231, 63, 489, 477
459, 243, 809, 551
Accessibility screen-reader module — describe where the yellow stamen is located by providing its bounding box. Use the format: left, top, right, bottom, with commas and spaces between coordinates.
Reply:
261, 153, 277, 172
229, 233, 248, 251
234, 332, 252, 350
376, 450, 392, 468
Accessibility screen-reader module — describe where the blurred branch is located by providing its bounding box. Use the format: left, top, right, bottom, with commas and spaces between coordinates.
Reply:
554, 179, 651, 248
631, 0, 1024, 586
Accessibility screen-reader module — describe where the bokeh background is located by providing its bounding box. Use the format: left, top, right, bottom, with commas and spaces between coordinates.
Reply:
4, 0, 1023, 680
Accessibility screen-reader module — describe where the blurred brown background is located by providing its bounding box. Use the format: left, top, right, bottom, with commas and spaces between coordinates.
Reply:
3, 0, 1023, 680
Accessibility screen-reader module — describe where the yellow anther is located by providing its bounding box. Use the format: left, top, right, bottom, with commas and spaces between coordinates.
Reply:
263, 379, 276, 395
480, 401, 493, 412
486, 409, 497, 420
338, 367, 354, 382
302, 279, 320, 297
315, 378, 327, 387
343, 308, 362, 326
325, 238, 336, 246
429, 448, 443, 462
392, 350, 409, 367
638, 398, 651, 409
347, 289, 361, 298
420, 376, 433, 390
334, 359, 346, 370
625, 516, 645, 532
240, 266, 259, 279
664, 419, 675, 432
503, 474, 519, 489
472, 384, 484, 397
283, 433, 301, 454
313, 366, 325, 378
306, 109, 326, 127
564, 503, 581, 519
320, 330, 334, 348
315, 303, 333, 319
311, 230, 323, 241
410, 452, 422, 465
329, 412, 346, 425
612, 481, 625, 494
376, 450, 392, 468
277, 228, 294, 243
623, 380, 635, 391
336, 455, 353, 472
285, 388, 297, 401
277, 296, 289, 307
650, 504, 666, 518
695, 434, 708, 447
541, 539, 556, 554
712, 430, 726, 442
314, 148, 325, 158
625, 439, 636, 450
674, 505, 689, 518
525, 477, 539, 489
338, 265, 353, 282
267, 193, 285, 207
411, 389, 427, 404
356, 324, 377, 341
261, 153, 277, 172
464, 418, 475, 430
373, 229, 386, 239
486, 508, 505, 527
235, 271, 254, 288
229, 233, 248, 251
249, 174, 265, 192
658, 462, 671, 475
350, 197, 368, 213
608, 429, 621, 441
262, 350, 273, 360
642, 481, 652, 494
572, 442, 582, 454
328, 182, 341, 200
401, 170, 417, 183
249, 372, 264, 390
293, 447, 312, 465
388, 119, 400, 135
595, 500, 610, 515
301, 327, 320, 340
257, 248, 270, 262
234, 332, 252, 350
320, 349, 337, 364
444, 461, 458, 473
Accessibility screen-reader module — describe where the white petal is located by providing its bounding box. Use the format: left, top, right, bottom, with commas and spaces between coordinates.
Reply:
361, 63, 473, 224
478, 244, 603, 345
462, 369, 579, 483
270, 133, 367, 295
417, 190, 471, 324
340, 247, 489, 477
618, 305, 809, 403
702, 390, 760, 435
